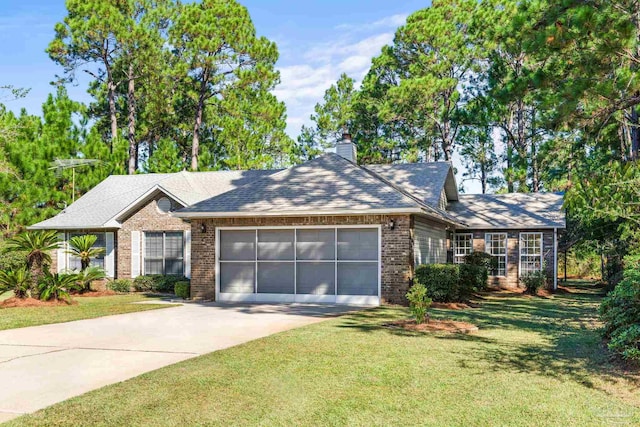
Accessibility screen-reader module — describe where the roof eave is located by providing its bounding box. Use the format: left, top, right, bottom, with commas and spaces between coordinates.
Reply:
27, 224, 121, 231
173, 207, 425, 219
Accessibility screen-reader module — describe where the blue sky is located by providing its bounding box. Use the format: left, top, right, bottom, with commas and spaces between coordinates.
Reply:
2, 1, 483, 191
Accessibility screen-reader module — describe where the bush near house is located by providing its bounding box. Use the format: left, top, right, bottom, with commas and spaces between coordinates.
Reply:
406, 283, 432, 323
600, 254, 640, 361
133, 275, 190, 293
415, 263, 488, 302
520, 270, 547, 295
108, 279, 133, 293
174, 281, 190, 299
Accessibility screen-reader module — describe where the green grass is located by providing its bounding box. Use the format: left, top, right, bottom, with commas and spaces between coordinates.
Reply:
7, 282, 640, 426
0, 294, 175, 331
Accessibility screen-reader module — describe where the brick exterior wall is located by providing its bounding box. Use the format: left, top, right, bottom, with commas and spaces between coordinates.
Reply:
117, 194, 190, 278
190, 215, 413, 304
468, 229, 556, 289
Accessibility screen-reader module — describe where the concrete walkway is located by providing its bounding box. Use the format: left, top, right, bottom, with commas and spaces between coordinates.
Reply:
0, 302, 359, 423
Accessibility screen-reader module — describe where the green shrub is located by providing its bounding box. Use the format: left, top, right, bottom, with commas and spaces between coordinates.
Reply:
131, 275, 190, 293
415, 264, 460, 302
459, 264, 488, 297
600, 255, 640, 361
406, 283, 432, 324
174, 281, 190, 299
464, 251, 495, 271
0, 268, 31, 298
520, 271, 547, 295
108, 279, 132, 293
133, 275, 155, 292
38, 272, 77, 302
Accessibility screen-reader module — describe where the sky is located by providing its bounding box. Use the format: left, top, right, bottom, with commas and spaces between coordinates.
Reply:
1, 0, 479, 191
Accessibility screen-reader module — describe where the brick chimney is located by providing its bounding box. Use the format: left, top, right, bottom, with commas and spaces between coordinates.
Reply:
336, 132, 357, 163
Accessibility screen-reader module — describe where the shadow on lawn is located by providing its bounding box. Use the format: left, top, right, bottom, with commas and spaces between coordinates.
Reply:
339, 282, 639, 395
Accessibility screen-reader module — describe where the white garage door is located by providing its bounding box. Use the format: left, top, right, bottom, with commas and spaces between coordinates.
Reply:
217, 226, 380, 305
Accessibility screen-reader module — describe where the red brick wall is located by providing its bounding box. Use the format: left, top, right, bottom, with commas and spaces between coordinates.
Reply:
190, 215, 413, 304
117, 194, 190, 278
469, 229, 556, 288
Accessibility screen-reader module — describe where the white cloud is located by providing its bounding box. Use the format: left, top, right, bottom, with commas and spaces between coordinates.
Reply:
275, 19, 401, 138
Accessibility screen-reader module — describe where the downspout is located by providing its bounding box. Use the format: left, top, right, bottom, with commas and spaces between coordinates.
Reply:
553, 228, 558, 291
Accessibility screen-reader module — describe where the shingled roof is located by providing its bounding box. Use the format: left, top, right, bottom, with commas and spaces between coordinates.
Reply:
29, 170, 277, 230
447, 193, 565, 229
175, 153, 460, 224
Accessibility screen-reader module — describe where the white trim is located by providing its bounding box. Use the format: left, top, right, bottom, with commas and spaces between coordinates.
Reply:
105, 232, 115, 277
112, 185, 189, 223
174, 208, 423, 218
217, 293, 378, 305
453, 233, 474, 264
184, 229, 191, 279
553, 228, 558, 290
56, 233, 67, 273
485, 232, 508, 277
215, 225, 382, 305
131, 231, 141, 278
518, 232, 543, 277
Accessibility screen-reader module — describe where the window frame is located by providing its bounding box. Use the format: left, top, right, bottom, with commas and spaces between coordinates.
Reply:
519, 232, 544, 277
143, 231, 185, 276
67, 232, 106, 271
453, 233, 474, 264
484, 232, 508, 277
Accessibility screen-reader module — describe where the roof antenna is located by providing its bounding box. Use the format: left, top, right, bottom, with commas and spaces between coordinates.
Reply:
49, 158, 103, 203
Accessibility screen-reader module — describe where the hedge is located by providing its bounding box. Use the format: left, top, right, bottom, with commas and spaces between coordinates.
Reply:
174, 281, 190, 299
415, 263, 488, 302
133, 275, 190, 293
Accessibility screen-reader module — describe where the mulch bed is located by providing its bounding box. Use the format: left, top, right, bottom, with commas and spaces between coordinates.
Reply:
431, 302, 480, 310
1, 297, 76, 308
74, 290, 118, 298
384, 319, 478, 334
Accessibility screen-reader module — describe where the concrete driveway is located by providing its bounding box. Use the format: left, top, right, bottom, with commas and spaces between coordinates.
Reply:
0, 302, 359, 423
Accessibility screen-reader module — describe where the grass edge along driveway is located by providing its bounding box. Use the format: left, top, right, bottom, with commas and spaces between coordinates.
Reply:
0, 294, 175, 331
7, 282, 640, 427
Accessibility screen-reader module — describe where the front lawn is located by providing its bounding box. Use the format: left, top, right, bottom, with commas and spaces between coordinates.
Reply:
0, 294, 175, 331
8, 282, 640, 426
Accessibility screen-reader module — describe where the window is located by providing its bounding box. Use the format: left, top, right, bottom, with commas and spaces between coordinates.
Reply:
144, 231, 184, 275
68, 233, 106, 270
520, 233, 543, 276
485, 233, 507, 276
453, 234, 473, 264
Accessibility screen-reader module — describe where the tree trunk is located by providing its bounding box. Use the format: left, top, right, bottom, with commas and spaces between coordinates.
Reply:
28, 262, 43, 299
127, 63, 137, 175
191, 74, 208, 171
107, 80, 118, 152
481, 164, 487, 194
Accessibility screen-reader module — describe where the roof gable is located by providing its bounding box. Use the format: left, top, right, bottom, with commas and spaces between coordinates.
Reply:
447, 193, 565, 229
177, 153, 429, 216
29, 169, 278, 229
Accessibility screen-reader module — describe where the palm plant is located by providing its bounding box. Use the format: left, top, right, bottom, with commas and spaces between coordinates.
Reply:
3, 230, 59, 298
0, 269, 30, 298
66, 235, 105, 271
75, 266, 107, 293
38, 271, 77, 303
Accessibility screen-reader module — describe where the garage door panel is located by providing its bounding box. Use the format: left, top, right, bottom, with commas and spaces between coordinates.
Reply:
337, 229, 378, 260
297, 262, 335, 295
257, 262, 294, 294
220, 230, 255, 261
337, 262, 378, 296
258, 230, 294, 260
220, 262, 255, 293
296, 229, 335, 260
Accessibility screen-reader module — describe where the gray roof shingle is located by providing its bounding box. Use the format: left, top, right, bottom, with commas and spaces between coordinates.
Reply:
364, 162, 457, 205
447, 193, 565, 229
176, 153, 428, 216
29, 170, 277, 229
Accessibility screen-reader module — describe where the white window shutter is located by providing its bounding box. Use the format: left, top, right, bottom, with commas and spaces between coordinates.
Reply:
131, 231, 141, 278
57, 232, 67, 273
105, 232, 115, 278
184, 229, 191, 278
